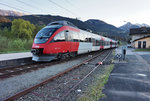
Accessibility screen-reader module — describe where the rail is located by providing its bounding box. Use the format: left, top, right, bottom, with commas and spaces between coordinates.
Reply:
4, 49, 112, 101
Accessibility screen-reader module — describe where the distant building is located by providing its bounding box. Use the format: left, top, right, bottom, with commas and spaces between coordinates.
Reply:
130, 27, 150, 48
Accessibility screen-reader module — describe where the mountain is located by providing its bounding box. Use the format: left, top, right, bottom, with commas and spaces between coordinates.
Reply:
85, 19, 121, 31
0, 13, 128, 40
119, 22, 150, 32
135, 23, 149, 27
0, 9, 25, 16
85, 19, 122, 35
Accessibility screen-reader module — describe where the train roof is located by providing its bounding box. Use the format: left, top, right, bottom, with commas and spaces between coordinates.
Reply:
44, 25, 62, 29
47, 21, 78, 28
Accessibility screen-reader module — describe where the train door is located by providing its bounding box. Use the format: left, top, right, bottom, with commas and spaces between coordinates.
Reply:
100, 37, 104, 49
70, 31, 78, 52
138, 41, 141, 48
143, 41, 146, 48
65, 30, 72, 52
110, 41, 112, 48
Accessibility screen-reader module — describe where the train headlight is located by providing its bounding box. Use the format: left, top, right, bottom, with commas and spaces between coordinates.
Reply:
31, 48, 43, 55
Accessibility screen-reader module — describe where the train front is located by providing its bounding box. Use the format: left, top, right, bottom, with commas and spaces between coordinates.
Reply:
31, 25, 62, 61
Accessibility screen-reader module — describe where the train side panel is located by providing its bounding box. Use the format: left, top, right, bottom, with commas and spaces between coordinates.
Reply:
78, 42, 92, 54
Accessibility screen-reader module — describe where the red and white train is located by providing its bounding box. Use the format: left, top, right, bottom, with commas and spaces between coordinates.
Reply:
31, 21, 117, 61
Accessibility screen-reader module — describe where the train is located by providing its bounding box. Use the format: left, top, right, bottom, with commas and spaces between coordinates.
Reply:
31, 21, 118, 61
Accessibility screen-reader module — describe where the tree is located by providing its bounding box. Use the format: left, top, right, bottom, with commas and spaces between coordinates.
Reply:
11, 19, 35, 39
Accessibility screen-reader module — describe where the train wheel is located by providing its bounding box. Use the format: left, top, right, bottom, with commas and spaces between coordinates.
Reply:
72, 52, 77, 57
57, 53, 62, 60
61, 54, 67, 60
67, 52, 72, 58
69, 52, 73, 58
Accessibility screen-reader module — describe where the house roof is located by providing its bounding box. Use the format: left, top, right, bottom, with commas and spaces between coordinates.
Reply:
130, 27, 150, 35
133, 35, 150, 42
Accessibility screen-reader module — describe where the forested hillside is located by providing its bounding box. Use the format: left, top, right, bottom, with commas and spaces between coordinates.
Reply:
4, 15, 128, 40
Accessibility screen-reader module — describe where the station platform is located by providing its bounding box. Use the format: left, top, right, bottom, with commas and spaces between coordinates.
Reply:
0, 52, 32, 61
0, 52, 33, 68
100, 47, 150, 101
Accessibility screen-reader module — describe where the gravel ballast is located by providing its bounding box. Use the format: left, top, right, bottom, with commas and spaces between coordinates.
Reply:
0, 54, 93, 101
15, 50, 114, 101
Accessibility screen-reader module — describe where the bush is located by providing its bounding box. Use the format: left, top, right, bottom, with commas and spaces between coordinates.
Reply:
10, 39, 25, 50
9, 39, 33, 51
0, 36, 33, 53
0, 35, 9, 50
24, 39, 33, 50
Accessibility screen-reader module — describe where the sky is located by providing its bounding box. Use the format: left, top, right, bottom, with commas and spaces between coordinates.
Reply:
0, 0, 150, 27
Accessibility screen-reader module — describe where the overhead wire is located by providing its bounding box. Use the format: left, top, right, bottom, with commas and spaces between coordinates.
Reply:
16, 0, 43, 12
65, 0, 76, 8
64, 0, 82, 14
0, 2, 31, 14
47, 0, 78, 17
28, 0, 62, 16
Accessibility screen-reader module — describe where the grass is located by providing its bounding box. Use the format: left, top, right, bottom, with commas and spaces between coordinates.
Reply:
113, 49, 116, 56
77, 64, 114, 101
0, 50, 30, 54
134, 48, 150, 52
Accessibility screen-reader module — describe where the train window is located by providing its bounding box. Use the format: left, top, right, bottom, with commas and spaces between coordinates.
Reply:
103, 41, 105, 46
89, 38, 92, 42
85, 38, 88, 42
106, 41, 107, 46
53, 31, 65, 42
96, 40, 99, 46
72, 31, 79, 42
35, 28, 57, 38
110, 42, 112, 45
83, 33, 87, 42
106, 41, 109, 46
92, 39, 96, 46
93, 39, 101, 46
78, 33, 84, 42
99, 40, 103, 46
34, 28, 58, 44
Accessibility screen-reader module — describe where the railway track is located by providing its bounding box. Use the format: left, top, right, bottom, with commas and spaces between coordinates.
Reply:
0, 51, 100, 79
3, 49, 113, 101
0, 60, 60, 79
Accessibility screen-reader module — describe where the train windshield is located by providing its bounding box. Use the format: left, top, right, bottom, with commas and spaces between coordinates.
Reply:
34, 26, 60, 44
35, 28, 56, 38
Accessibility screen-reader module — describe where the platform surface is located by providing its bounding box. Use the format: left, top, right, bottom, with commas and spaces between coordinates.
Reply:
0, 52, 32, 61
100, 47, 150, 101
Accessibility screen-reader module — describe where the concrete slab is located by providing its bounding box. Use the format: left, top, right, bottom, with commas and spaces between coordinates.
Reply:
0, 52, 32, 61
